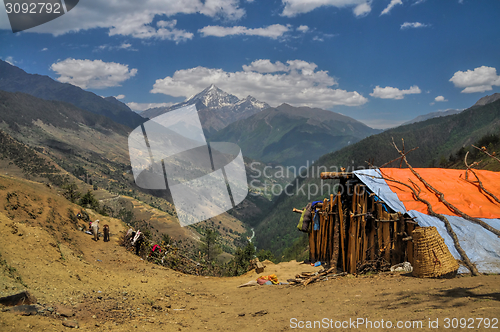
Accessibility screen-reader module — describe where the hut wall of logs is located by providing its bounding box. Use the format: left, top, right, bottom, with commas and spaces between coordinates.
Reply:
294, 172, 419, 274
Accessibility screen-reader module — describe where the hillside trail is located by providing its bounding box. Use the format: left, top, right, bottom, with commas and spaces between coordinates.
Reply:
0, 177, 499, 331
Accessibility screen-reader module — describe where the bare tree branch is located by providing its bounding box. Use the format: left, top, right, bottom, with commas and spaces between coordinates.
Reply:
472, 144, 500, 164
464, 151, 500, 205
399, 138, 406, 168
369, 147, 419, 169
391, 138, 500, 238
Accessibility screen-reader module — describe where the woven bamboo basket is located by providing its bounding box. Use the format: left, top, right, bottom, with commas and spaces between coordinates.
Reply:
412, 226, 459, 278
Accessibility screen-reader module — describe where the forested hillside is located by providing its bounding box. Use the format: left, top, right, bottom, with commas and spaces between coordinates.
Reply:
210, 103, 381, 168
0, 60, 144, 129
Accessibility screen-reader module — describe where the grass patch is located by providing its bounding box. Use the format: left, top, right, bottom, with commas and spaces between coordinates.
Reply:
56, 241, 66, 261
0, 251, 28, 287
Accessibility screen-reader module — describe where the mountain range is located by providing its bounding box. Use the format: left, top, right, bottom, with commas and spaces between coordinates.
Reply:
401, 109, 463, 126
0, 60, 144, 129
210, 103, 381, 168
400, 93, 500, 126
474, 93, 500, 106
141, 84, 270, 136
142, 84, 381, 168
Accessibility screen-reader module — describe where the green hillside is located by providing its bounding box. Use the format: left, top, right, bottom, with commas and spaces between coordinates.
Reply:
0, 90, 129, 135
0, 60, 144, 129
254, 98, 500, 259
210, 103, 381, 168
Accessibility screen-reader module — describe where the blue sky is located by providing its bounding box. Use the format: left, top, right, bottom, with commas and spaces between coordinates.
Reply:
1, 0, 499, 128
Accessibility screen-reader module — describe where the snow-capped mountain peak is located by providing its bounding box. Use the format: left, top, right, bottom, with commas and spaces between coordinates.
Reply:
186, 84, 240, 109
140, 85, 270, 135
236, 95, 271, 110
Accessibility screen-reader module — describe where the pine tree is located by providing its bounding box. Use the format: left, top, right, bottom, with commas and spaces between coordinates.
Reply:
200, 229, 221, 262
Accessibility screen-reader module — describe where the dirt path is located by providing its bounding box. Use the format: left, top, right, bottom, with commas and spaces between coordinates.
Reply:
1, 217, 498, 332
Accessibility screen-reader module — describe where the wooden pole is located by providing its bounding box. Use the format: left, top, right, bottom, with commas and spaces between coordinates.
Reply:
406, 222, 415, 265
309, 231, 314, 262
368, 223, 376, 260
354, 185, 362, 269
330, 209, 340, 271
382, 213, 391, 263
376, 203, 383, 258
391, 217, 398, 265
315, 218, 321, 261
396, 214, 405, 264
348, 187, 358, 273
320, 172, 353, 179
328, 194, 335, 262
321, 198, 329, 261
338, 192, 346, 272
361, 196, 368, 263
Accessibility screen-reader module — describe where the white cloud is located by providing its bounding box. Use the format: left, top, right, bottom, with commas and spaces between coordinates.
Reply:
41, 48, 48, 52
354, 2, 372, 17
3, 56, 16, 65
198, 24, 290, 39
50, 58, 138, 89
109, 19, 193, 42
449, 66, 500, 93
150, 59, 368, 108
401, 22, 430, 29
127, 102, 174, 112
380, 0, 402, 15
370, 85, 421, 99
297, 25, 310, 33
95, 43, 137, 52
119, 43, 133, 49
434, 95, 447, 102
198, 0, 245, 19
311, 33, 337, 42
0, 0, 244, 37
115, 94, 126, 100
242, 59, 289, 73
281, 0, 370, 17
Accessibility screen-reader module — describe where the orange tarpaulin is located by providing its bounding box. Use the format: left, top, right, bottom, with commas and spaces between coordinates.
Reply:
379, 168, 500, 219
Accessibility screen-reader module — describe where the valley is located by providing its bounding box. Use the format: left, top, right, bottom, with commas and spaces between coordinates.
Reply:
0, 59, 499, 331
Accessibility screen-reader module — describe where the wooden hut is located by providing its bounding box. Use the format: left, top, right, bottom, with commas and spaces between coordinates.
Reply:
294, 171, 418, 274
293, 167, 500, 276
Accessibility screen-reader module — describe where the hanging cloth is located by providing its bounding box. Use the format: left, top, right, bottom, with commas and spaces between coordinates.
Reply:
313, 208, 320, 231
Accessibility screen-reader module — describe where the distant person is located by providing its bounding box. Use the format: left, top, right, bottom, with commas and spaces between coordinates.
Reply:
103, 225, 110, 242
135, 234, 144, 255
92, 219, 100, 241
131, 230, 143, 255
